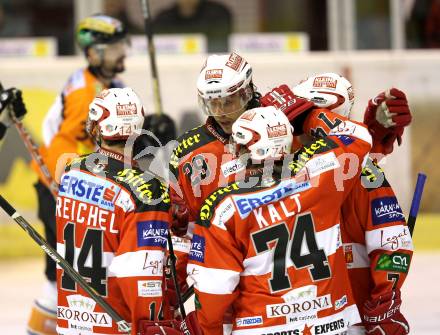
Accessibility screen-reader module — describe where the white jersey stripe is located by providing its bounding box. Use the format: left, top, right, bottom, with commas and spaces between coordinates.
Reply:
57, 243, 165, 278
187, 264, 240, 295
365, 225, 413, 254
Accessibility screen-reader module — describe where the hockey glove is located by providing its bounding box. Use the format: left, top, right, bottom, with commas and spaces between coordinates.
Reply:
362, 290, 409, 335
170, 188, 190, 236
363, 88, 411, 155
260, 84, 315, 133
138, 311, 202, 335
0, 86, 26, 140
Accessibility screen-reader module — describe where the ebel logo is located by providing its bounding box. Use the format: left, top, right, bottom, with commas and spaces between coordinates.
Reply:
59, 170, 119, 211
189, 234, 205, 263
372, 197, 405, 225
136, 221, 168, 248
235, 316, 263, 327
233, 180, 311, 218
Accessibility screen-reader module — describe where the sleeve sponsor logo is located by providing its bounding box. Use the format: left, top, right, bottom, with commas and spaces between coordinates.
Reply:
236, 316, 263, 327
189, 234, 205, 263
375, 252, 410, 273
137, 280, 162, 297
371, 196, 405, 225
211, 197, 235, 230
136, 221, 168, 248
58, 170, 119, 211
305, 152, 340, 178
334, 295, 347, 310
57, 295, 112, 330
233, 180, 311, 219
344, 245, 353, 264
336, 135, 355, 146
379, 226, 412, 251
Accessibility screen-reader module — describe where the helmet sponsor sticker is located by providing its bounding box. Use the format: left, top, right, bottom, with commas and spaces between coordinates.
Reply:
205, 69, 223, 80
313, 76, 337, 89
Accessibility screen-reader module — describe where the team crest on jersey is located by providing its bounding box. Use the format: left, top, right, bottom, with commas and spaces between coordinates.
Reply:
189, 234, 205, 263
137, 221, 168, 248
371, 196, 405, 225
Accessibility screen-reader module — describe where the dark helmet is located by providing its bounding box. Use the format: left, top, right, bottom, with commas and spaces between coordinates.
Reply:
76, 14, 127, 50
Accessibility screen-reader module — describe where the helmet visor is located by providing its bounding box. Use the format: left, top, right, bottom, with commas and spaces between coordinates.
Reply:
198, 86, 253, 116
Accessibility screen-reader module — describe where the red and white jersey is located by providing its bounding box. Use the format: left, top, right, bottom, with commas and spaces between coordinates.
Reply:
301, 109, 414, 313
341, 159, 413, 309
188, 113, 372, 335
56, 149, 171, 335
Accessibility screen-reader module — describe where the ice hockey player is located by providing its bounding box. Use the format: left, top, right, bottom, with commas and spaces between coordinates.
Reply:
262, 73, 413, 335
167, 53, 315, 307
0, 84, 26, 146
55, 87, 169, 334
188, 105, 373, 334
27, 15, 129, 334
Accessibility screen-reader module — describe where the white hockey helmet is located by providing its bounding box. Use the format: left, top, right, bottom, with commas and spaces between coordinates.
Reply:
197, 52, 253, 116
87, 87, 145, 141
231, 106, 293, 162
292, 72, 354, 117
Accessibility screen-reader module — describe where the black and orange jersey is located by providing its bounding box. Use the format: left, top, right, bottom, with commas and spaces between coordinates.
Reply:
32, 67, 123, 185
188, 111, 373, 335
56, 148, 170, 335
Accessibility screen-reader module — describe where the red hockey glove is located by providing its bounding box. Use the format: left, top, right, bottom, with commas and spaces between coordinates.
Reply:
362, 290, 409, 335
139, 312, 203, 335
170, 188, 190, 237
260, 84, 315, 123
180, 311, 203, 335
364, 88, 412, 155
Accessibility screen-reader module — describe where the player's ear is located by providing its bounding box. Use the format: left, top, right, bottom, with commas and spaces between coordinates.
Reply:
86, 47, 101, 67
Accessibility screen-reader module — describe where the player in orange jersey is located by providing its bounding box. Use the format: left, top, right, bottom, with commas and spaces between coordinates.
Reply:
188, 105, 373, 335
28, 15, 129, 335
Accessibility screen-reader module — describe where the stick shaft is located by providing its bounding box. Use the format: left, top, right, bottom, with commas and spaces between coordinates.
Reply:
140, 0, 163, 115
13, 118, 58, 198
0, 195, 131, 333
408, 173, 427, 236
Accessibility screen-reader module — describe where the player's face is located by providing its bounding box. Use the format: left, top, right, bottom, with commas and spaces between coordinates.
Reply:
101, 41, 128, 76
204, 90, 249, 134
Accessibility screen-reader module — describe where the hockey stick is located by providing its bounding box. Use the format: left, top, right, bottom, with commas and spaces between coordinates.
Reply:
408, 173, 427, 236
12, 116, 59, 198
140, 0, 163, 116
0, 195, 131, 334
167, 232, 187, 318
